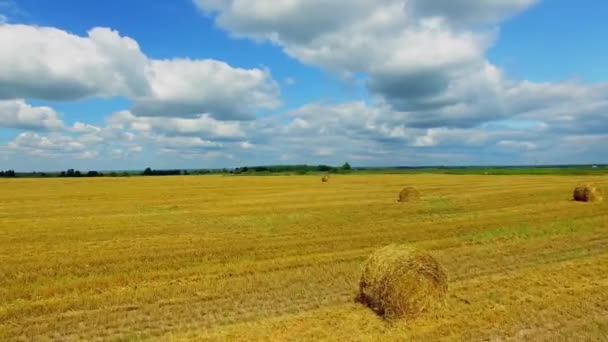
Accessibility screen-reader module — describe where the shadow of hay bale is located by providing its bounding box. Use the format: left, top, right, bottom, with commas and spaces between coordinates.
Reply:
357, 245, 448, 321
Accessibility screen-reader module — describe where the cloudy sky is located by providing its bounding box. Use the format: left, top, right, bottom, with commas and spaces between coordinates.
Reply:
0, 0, 606, 171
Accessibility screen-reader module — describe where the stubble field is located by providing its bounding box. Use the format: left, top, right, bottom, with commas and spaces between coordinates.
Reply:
1, 174, 607, 341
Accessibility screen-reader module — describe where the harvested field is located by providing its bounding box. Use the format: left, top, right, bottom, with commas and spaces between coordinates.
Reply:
1, 174, 607, 341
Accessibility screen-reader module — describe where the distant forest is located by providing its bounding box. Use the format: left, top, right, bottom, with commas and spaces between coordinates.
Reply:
0, 163, 353, 178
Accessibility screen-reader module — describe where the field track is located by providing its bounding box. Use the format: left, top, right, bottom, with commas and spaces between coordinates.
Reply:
1, 174, 607, 341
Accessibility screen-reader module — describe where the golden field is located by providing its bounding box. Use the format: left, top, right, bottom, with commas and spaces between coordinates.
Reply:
1, 174, 607, 341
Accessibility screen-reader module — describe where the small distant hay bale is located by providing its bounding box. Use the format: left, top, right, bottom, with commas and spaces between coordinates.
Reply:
321, 175, 329, 183
358, 245, 448, 320
398, 187, 420, 202
573, 184, 603, 202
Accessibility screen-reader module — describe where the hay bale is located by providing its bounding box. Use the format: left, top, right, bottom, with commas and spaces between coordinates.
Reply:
358, 245, 448, 320
573, 184, 603, 202
321, 175, 329, 183
398, 187, 420, 202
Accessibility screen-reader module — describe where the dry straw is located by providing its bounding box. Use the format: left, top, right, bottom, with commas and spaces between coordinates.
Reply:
321, 175, 329, 183
358, 245, 448, 320
398, 187, 420, 202
573, 184, 603, 202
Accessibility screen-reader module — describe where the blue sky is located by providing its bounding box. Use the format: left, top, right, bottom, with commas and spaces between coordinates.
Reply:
0, 0, 606, 171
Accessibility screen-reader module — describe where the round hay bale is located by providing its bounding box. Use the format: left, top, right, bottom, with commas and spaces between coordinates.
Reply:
398, 187, 420, 202
573, 184, 603, 202
321, 175, 329, 183
358, 245, 448, 320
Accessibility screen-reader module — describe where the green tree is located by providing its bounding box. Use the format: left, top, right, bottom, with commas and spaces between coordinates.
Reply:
0, 170, 16, 177
341, 162, 352, 171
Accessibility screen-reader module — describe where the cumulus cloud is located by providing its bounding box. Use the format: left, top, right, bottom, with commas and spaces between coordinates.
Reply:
107, 110, 247, 139
194, 0, 550, 127
411, 0, 537, 25
195, 0, 536, 44
153, 136, 223, 149
261, 96, 606, 165
0, 99, 64, 130
506, 81, 608, 134
70, 122, 102, 134
5, 116, 146, 162
0, 24, 280, 120
8, 132, 88, 156
195, 1, 494, 102
132, 59, 279, 120
0, 25, 148, 100
195, 0, 608, 154
3, 103, 256, 166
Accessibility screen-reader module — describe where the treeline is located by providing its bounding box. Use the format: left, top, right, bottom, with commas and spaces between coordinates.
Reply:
0, 170, 16, 177
0, 163, 353, 178
0, 169, 126, 178
59, 169, 104, 177
233, 163, 351, 174
143, 168, 183, 176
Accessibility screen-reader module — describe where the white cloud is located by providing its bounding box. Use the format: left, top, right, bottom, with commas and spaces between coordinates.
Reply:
153, 136, 223, 149
195, 0, 536, 36
411, 0, 537, 25
132, 59, 279, 119
0, 24, 280, 120
195, 0, 608, 157
3, 108, 235, 163
107, 110, 247, 139
254, 97, 606, 166
0, 99, 64, 130
77, 151, 99, 160
240, 141, 254, 149
6, 119, 144, 161
194, 0, 495, 104
70, 122, 102, 134
8, 132, 87, 154
314, 147, 335, 156
195, 0, 557, 129
0, 25, 148, 100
